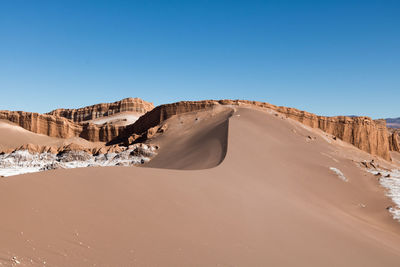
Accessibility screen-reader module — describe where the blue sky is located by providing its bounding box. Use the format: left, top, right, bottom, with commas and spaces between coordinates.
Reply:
0, 0, 399, 118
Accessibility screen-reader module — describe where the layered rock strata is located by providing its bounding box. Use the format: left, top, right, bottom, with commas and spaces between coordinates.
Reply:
0, 111, 123, 142
47, 97, 154, 122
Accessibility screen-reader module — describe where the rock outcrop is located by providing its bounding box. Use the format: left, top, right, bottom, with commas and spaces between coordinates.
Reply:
0, 111, 82, 139
47, 97, 154, 122
0, 110, 124, 142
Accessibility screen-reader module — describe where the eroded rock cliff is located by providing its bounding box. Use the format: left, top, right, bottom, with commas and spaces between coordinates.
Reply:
47, 97, 154, 122
0, 111, 82, 139
0, 111, 123, 142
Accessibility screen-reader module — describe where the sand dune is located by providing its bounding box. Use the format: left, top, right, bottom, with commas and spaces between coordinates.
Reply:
145, 106, 232, 170
1, 106, 400, 266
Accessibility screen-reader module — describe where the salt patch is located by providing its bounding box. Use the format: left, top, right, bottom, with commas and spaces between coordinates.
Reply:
329, 167, 348, 182
368, 169, 400, 222
0, 145, 157, 177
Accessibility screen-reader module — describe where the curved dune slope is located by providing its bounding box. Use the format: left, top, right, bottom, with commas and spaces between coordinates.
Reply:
144, 106, 233, 170
1, 107, 400, 266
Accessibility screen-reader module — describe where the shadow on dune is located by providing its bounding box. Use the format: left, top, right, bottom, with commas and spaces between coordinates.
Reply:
144, 110, 232, 170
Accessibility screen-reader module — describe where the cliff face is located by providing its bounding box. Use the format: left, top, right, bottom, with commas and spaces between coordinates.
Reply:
47, 98, 154, 122
114, 100, 392, 161
0, 111, 123, 142
0, 111, 81, 139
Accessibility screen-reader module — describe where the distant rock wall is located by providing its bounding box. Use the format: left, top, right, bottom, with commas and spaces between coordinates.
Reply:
386, 118, 400, 129
0, 111, 123, 142
0, 111, 81, 138
47, 97, 154, 122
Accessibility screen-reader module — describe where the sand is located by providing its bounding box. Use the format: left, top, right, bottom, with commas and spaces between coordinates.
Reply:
1, 107, 400, 266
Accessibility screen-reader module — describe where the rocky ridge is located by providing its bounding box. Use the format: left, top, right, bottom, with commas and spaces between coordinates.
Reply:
47, 97, 154, 122
0, 110, 124, 142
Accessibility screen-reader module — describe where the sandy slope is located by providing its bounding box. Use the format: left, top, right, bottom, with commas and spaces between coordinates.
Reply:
0, 120, 104, 152
392, 151, 400, 165
1, 107, 400, 266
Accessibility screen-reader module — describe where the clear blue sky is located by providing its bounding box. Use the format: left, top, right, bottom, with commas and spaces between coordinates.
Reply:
1, 0, 399, 118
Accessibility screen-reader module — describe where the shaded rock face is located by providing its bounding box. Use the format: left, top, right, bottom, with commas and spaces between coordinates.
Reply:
389, 130, 400, 152
47, 98, 154, 122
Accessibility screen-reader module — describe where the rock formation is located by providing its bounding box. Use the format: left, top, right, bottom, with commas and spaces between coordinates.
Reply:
47, 98, 154, 122
0, 110, 124, 142
0, 111, 82, 139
